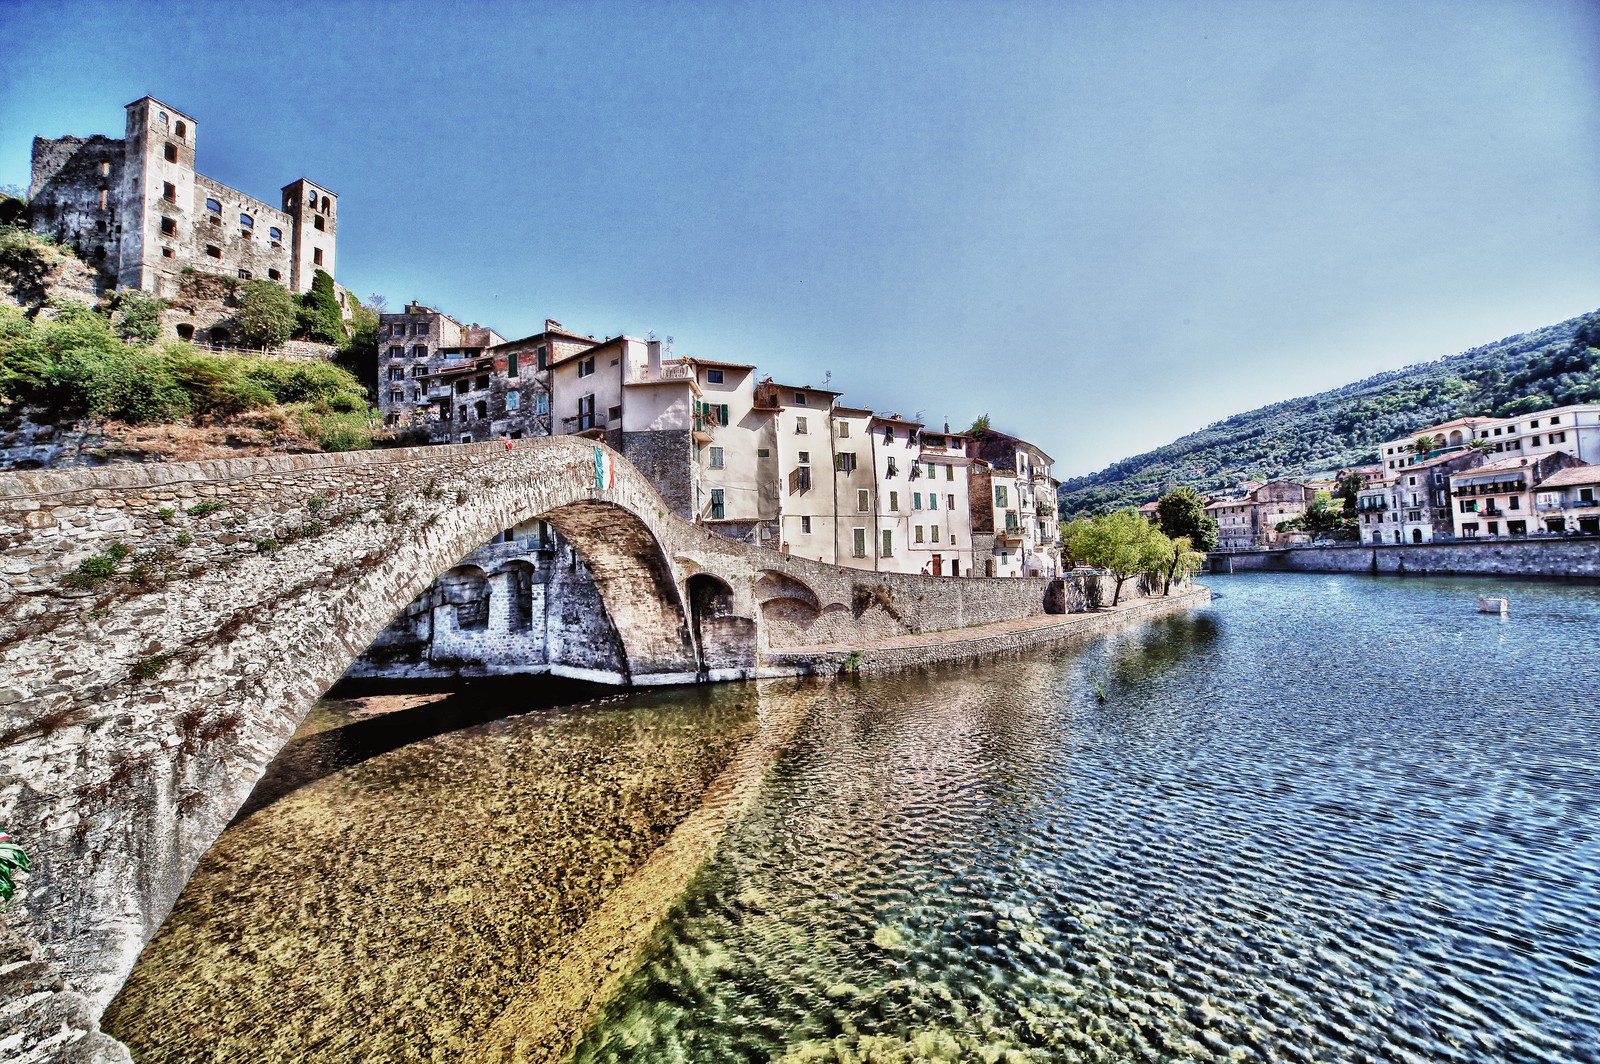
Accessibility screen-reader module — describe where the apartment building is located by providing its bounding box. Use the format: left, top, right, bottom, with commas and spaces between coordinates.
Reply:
1533, 464, 1600, 535
1448, 452, 1580, 538
869, 414, 925, 574
967, 428, 1060, 576
830, 405, 879, 566
1378, 405, 1600, 473
691, 359, 780, 543
377, 303, 528, 442
1206, 496, 1256, 550
1358, 450, 1487, 543
771, 383, 842, 562
913, 427, 975, 577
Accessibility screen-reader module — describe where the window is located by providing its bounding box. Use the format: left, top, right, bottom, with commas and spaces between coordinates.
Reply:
237, 269, 251, 280
798, 451, 810, 464
314, 215, 325, 231
835, 453, 856, 473
932, 525, 940, 542
269, 226, 282, 242
884, 426, 895, 443
205, 244, 221, 258
946, 464, 954, 481
709, 446, 725, 469
475, 375, 489, 390
578, 356, 595, 378
837, 421, 850, 438
857, 488, 870, 512
890, 491, 899, 511
706, 369, 724, 384
915, 526, 925, 543
312, 247, 323, 265
710, 489, 726, 519
926, 462, 935, 478
948, 494, 956, 509
995, 485, 1009, 507
882, 529, 894, 556
411, 366, 425, 377
267, 269, 280, 280
309, 190, 319, 206
796, 416, 808, 434
412, 345, 428, 358
456, 380, 470, 395
475, 400, 488, 419
887, 457, 898, 477
388, 346, 404, 359
788, 467, 813, 493
758, 448, 770, 458
913, 493, 923, 510
239, 213, 253, 228
161, 247, 174, 258
801, 516, 811, 534
853, 528, 867, 557
507, 351, 519, 377
506, 391, 521, 411
321, 196, 331, 213
164, 142, 178, 163
461, 434, 472, 444
1509, 496, 1520, 510
536, 345, 548, 369
175, 120, 186, 139
536, 393, 549, 414
205, 197, 221, 213
160, 216, 177, 236
1552, 416, 1562, 424
389, 390, 403, 404
794, 392, 807, 405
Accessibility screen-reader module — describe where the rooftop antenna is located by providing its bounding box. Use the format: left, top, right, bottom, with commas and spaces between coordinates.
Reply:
823, 370, 833, 389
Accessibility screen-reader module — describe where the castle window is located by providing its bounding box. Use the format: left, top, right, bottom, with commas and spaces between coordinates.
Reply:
205, 198, 221, 213
160, 216, 176, 236
313, 248, 323, 265
205, 244, 220, 258
161, 247, 174, 258
176, 324, 194, 340
157, 111, 169, 126
164, 183, 177, 203
269, 226, 282, 242
237, 269, 252, 280
239, 213, 253, 228
164, 143, 178, 163
268, 269, 280, 280
321, 196, 330, 213
314, 215, 325, 231
99, 162, 110, 176
175, 120, 186, 139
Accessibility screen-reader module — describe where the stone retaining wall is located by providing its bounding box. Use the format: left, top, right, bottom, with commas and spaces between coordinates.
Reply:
1214, 538, 1600, 579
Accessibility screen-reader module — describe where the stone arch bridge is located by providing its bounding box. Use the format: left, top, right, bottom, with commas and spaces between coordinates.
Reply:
0, 436, 1058, 1057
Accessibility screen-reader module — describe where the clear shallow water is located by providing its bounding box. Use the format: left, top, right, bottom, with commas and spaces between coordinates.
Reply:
573, 574, 1600, 1063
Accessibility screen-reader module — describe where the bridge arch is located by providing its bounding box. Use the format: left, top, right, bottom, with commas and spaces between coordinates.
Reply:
0, 438, 704, 1019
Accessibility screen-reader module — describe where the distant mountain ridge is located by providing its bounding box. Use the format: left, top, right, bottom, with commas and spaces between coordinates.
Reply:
1059, 307, 1600, 518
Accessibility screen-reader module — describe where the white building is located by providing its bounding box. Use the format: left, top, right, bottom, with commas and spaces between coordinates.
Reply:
1378, 405, 1600, 474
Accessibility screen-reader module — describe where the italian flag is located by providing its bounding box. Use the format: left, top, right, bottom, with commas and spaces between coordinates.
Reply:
594, 447, 615, 491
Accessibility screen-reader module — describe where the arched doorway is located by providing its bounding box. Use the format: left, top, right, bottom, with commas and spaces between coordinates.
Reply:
1411, 528, 1423, 543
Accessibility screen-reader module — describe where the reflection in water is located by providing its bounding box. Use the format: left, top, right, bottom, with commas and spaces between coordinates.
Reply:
573, 575, 1600, 1063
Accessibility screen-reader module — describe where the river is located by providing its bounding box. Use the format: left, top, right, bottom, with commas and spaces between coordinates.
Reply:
106, 574, 1600, 1062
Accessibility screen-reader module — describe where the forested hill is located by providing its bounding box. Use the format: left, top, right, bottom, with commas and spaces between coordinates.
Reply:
1059, 307, 1600, 518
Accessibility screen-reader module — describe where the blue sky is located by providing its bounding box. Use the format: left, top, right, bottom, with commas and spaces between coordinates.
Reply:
2, 0, 1596, 476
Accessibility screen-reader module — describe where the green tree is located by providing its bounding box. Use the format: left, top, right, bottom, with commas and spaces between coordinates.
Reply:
236, 279, 298, 347
1160, 534, 1206, 594
336, 294, 381, 399
1155, 486, 1218, 552
1412, 434, 1436, 460
1065, 507, 1165, 606
1336, 469, 1363, 512
967, 413, 991, 436
296, 269, 345, 344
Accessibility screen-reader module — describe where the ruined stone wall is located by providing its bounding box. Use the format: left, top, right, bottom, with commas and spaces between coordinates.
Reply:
27, 135, 126, 287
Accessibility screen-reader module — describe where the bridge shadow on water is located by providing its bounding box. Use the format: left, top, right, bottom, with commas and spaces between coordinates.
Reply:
231, 675, 614, 824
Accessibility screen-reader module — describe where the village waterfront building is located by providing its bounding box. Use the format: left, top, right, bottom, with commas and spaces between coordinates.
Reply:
830, 405, 880, 566
1378, 405, 1600, 473
1448, 452, 1581, 538
772, 384, 844, 563
966, 428, 1061, 576
691, 360, 780, 544
1533, 463, 1600, 535
867, 413, 927, 574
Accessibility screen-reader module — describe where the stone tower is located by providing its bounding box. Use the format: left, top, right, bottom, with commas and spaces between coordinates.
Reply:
117, 96, 198, 293
280, 178, 337, 293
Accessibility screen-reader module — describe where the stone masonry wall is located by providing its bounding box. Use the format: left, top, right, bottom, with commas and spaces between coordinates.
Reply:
1216, 538, 1600, 579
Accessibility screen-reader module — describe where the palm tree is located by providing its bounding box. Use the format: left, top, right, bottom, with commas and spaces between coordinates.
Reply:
1412, 434, 1435, 460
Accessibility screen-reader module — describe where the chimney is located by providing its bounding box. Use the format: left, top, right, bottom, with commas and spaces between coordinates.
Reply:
647, 340, 662, 378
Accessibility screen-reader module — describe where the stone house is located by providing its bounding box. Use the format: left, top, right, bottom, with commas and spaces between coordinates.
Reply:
966, 427, 1060, 576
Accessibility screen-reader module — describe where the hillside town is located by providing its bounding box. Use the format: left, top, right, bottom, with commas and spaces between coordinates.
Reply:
17, 95, 1062, 580
1163, 404, 1600, 549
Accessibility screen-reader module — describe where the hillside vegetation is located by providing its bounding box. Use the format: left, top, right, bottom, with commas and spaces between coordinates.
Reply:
1060, 308, 1600, 517
0, 224, 386, 466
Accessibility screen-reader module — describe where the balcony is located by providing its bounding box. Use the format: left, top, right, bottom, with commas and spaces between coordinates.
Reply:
562, 413, 608, 436
634, 362, 694, 382
692, 413, 716, 443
